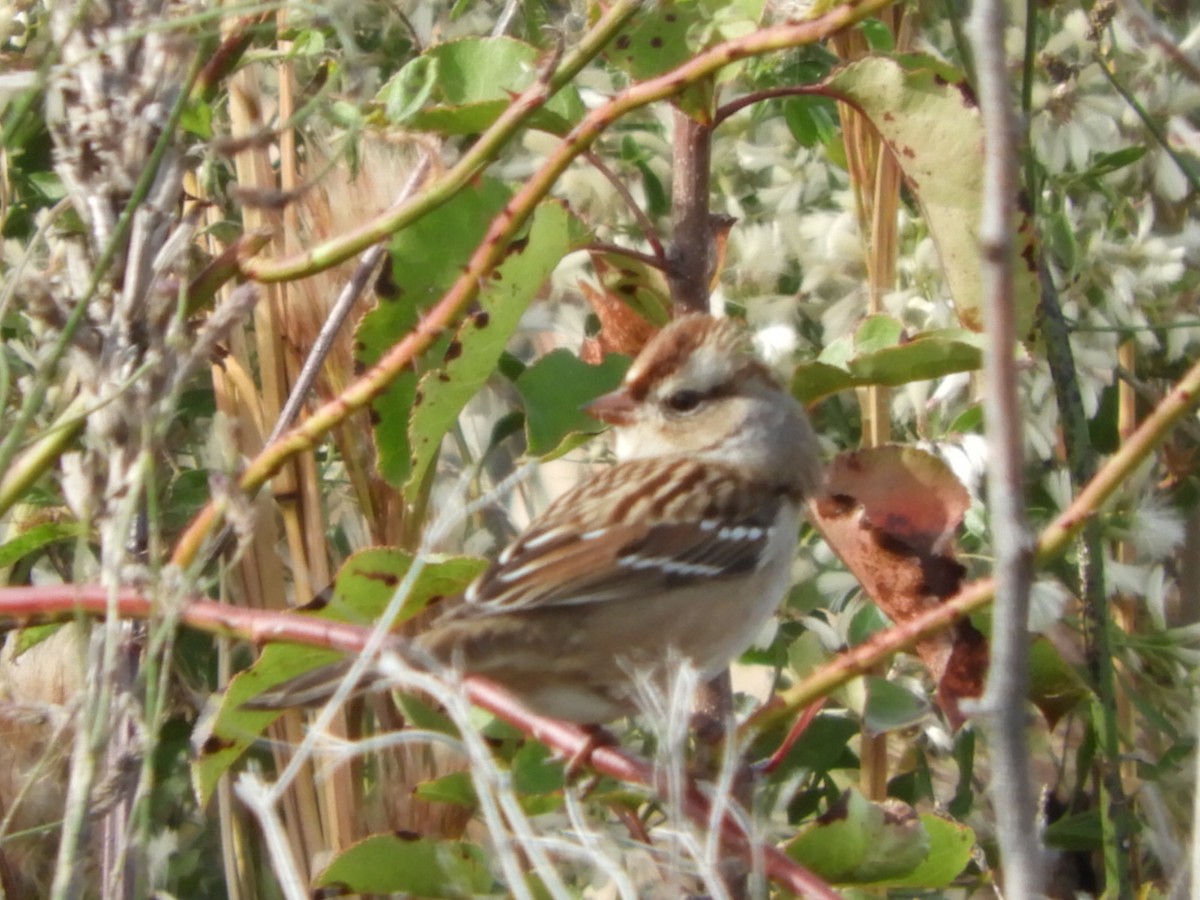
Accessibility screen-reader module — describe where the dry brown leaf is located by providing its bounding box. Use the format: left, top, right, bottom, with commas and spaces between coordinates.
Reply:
578, 278, 659, 362
811, 445, 984, 729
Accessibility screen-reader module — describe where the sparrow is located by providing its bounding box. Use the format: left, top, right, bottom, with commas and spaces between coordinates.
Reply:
250, 314, 821, 724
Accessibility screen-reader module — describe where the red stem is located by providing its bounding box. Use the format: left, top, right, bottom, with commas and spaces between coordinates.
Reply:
0, 584, 838, 899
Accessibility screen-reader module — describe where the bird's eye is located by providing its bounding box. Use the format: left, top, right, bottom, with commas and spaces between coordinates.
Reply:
666, 389, 704, 413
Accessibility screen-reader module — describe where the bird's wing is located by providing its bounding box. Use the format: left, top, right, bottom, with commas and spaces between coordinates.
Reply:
455, 458, 795, 615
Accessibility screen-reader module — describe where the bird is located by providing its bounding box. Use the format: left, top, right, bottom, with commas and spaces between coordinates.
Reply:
250, 314, 822, 724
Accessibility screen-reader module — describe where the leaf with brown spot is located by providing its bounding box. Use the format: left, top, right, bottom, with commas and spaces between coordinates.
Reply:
403, 200, 587, 496
821, 55, 1039, 336
358, 177, 512, 487
811, 445, 982, 729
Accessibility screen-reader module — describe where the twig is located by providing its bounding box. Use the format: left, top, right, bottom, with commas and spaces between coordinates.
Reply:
582, 150, 666, 260
1095, 53, 1200, 196
1116, 0, 1200, 87
967, 0, 1044, 891
0, 585, 838, 900
584, 242, 668, 272
714, 85, 824, 125
756, 698, 826, 775
1040, 266, 1132, 887
266, 154, 433, 444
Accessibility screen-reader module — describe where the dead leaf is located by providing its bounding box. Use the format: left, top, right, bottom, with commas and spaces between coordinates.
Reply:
579, 278, 659, 360
811, 445, 984, 729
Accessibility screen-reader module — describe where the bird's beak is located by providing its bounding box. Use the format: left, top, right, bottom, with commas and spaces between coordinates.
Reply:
584, 386, 636, 426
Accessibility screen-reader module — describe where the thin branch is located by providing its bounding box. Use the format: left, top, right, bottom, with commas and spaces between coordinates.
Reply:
968, 0, 1044, 890
1116, 0, 1200, 86
1095, 52, 1200, 196
0, 586, 838, 900
582, 150, 666, 260
266, 154, 433, 444
757, 698, 826, 775
714, 85, 824, 125
667, 111, 715, 314
584, 242, 669, 272
1042, 262, 1133, 889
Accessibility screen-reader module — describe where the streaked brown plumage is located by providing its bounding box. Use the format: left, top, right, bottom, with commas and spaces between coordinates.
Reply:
250, 315, 821, 723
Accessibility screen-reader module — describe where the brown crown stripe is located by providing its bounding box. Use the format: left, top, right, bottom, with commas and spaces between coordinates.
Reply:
624, 316, 745, 400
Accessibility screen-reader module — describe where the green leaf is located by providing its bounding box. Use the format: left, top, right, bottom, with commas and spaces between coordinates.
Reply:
792, 316, 983, 404
848, 331, 982, 386
791, 360, 857, 406
822, 54, 1039, 336
415, 771, 478, 808
406, 37, 584, 135
863, 676, 931, 735
1028, 635, 1089, 728
847, 603, 889, 646
1044, 808, 1104, 852
314, 835, 496, 896
192, 643, 344, 806
318, 548, 487, 626
881, 813, 976, 888
405, 201, 587, 495
511, 741, 565, 795
591, 253, 672, 327
1084, 145, 1148, 180
858, 18, 895, 51
853, 313, 904, 354
193, 550, 485, 804
782, 96, 838, 148
396, 691, 461, 737
358, 177, 511, 486
180, 98, 213, 139
786, 788, 930, 884
949, 728, 976, 818
604, 2, 702, 84
513, 350, 630, 457
13, 623, 63, 656
0, 520, 83, 568
378, 55, 440, 125
602, 0, 769, 120
768, 715, 864, 777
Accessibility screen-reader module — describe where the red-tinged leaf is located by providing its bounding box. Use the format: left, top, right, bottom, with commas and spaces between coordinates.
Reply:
936, 620, 989, 728
811, 445, 983, 728
578, 279, 659, 360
